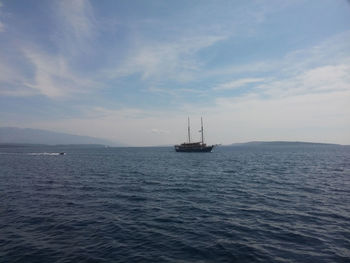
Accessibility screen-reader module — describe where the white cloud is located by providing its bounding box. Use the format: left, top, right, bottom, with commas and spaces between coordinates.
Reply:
54, 0, 96, 54
299, 65, 349, 91
147, 86, 206, 97
31, 59, 349, 145
109, 34, 227, 82
151, 128, 170, 134
19, 61, 350, 145
0, 55, 38, 96
103, 0, 301, 84
2, 1, 228, 98
0, 48, 85, 98
0, 1, 4, 32
1, 2, 349, 145
213, 90, 350, 141
213, 78, 266, 91
20, 87, 350, 146
0, 0, 99, 98
206, 30, 350, 80
258, 64, 350, 98
22, 48, 98, 98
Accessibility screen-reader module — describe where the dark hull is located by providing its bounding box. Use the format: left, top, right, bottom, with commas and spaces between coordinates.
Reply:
175, 145, 214, 152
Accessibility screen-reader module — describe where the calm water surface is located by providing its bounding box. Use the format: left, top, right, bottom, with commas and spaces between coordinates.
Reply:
1, 145, 350, 262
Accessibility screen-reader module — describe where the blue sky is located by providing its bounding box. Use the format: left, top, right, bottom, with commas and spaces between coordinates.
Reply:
0, 0, 349, 146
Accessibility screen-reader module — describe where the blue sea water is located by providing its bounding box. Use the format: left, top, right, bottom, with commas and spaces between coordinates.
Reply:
1, 145, 350, 262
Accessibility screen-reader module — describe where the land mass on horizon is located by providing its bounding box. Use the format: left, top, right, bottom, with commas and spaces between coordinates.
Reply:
227, 141, 343, 147
0, 127, 345, 147
0, 127, 124, 146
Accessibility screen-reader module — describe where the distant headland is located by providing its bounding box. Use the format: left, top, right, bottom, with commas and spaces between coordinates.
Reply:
227, 141, 343, 147
0, 127, 124, 147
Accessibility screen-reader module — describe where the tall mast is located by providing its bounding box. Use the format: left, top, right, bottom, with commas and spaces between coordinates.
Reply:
188, 117, 191, 143
201, 117, 204, 144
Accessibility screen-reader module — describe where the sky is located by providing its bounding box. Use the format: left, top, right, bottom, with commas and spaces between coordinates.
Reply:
0, 0, 350, 146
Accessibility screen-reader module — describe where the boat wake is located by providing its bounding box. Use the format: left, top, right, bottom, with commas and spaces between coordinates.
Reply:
0, 152, 65, 155
28, 152, 65, 156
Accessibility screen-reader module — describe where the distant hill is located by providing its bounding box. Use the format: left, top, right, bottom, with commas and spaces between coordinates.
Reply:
227, 141, 341, 147
0, 127, 123, 146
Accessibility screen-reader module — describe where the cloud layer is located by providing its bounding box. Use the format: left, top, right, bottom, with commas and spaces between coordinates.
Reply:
0, 0, 349, 145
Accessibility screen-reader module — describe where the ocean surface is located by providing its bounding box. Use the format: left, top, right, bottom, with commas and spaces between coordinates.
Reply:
1, 145, 350, 262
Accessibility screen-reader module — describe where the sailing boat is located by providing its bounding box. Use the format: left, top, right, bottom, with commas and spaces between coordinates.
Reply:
175, 117, 215, 152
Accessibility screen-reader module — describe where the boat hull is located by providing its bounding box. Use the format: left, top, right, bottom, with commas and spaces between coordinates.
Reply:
175, 145, 214, 152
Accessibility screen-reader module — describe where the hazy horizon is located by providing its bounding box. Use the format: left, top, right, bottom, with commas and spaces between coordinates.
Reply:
1, 1, 349, 146
0, 126, 348, 147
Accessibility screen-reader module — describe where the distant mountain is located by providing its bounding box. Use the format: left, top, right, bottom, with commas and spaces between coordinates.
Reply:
227, 141, 341, 147
0, 127, 124, 146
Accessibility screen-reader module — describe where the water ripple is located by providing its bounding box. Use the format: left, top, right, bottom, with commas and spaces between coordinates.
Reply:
0, 146, 350, 262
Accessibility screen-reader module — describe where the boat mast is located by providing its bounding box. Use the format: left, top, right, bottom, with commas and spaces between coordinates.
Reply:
188, 117, 191, 143
201, 117, 204, 144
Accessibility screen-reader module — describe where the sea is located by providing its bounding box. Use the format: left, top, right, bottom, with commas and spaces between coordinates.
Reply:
1, 144, 350, 262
